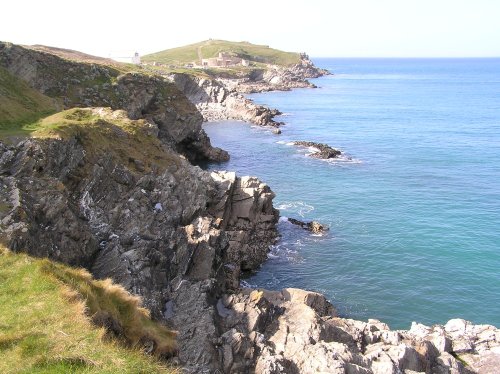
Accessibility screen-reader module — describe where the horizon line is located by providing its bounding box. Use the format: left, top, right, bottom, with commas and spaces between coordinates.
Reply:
310, 56, 500, 59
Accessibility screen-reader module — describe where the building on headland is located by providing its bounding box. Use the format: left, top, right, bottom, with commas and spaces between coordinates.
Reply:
132, 52, 141, 65
201, 52, 248, 68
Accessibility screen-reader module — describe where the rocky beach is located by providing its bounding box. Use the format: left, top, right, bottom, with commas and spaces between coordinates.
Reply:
1, 41, 499, 373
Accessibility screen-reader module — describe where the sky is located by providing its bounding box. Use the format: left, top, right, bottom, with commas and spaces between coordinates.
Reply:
1, 0, 499, 58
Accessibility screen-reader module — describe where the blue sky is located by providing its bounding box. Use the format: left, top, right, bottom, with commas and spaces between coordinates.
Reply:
1, 0, 499, 57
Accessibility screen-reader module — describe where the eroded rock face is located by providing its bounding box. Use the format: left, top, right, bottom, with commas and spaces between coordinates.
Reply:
0, 109, 276, 317
172, 73, 285, 128
209, 171, 280, 288
216, 288, 499, 374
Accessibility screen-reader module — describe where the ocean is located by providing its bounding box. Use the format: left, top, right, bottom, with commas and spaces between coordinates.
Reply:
203, 58, 500, 330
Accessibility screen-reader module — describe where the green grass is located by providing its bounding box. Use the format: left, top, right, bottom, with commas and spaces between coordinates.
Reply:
0, 66, 58, 137
0, 246, 177, 373
143, 39, 301, 67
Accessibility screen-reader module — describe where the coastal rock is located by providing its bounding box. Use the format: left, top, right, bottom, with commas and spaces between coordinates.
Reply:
293, 140, 342, 159
171, 73, 285, 128
0, 108, 275, 317
209, 171, 280, 288
236, 53, 331, 93
2, 41, 499, 374
0, 113, 280, 373
215, 288, 500, 374
288, 217, 328, 234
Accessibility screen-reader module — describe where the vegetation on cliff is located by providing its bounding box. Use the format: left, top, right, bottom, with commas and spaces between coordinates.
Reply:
32, 107, 182, 171
0, 66, 57, 135
143, 39, 302, 67
0, 246, 176, 373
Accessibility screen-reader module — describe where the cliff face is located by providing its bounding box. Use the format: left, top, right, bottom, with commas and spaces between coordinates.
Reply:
172, 73, 284, 128
0, 42, 228, 162
0, 108, 279, 373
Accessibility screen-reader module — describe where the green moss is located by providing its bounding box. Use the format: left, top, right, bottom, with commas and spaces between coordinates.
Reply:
0, 246, 177, 374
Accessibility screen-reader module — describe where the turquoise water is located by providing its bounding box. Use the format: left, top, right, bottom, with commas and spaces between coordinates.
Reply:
204, 58, 500, 330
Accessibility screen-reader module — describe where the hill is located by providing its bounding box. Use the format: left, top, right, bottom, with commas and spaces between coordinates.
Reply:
0, 246, 176, 373
143, 39, 302, 67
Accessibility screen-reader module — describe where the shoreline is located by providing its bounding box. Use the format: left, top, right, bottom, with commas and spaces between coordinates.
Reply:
170, 54, 330, 130
190, 61, 500, 373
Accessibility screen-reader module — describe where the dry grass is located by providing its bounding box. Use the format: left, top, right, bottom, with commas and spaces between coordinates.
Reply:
0, 246, 178, 373
40, 260, 177, 357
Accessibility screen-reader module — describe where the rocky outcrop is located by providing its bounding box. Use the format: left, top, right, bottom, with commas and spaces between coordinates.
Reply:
293, 140, 343, 159
1, 42, 498, 374
0, 41, 228, 162
171, 73, 284, 128
209, 171, 280, 288
216, 288, 500, 374
170, 53, 330, 129
235, 53, 331, 94
288, 217, 327, 234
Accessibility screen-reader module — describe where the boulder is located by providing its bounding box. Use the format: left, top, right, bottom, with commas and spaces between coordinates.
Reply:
288, 217, 328, 234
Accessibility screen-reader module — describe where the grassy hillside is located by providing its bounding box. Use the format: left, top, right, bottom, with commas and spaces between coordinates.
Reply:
143, 39, 301, 66
0, 66, 57, 135
0, 246, 177, 373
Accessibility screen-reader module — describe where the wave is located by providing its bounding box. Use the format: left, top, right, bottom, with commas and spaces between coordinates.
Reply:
276, 201, 315, 217
275, 140, 295, 146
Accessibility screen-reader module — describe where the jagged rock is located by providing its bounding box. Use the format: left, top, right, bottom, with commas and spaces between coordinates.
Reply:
215, 288, 499, 374
293, 140, 342, 159
209, 171, 280, 289
171, 73, 285, 128
288, 217, 328, 234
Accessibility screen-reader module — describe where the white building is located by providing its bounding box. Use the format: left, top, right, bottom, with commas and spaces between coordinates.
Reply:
132, 52, 141, 65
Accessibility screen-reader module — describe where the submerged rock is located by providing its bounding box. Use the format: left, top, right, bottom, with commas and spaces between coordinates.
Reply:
293, 141, 342, 159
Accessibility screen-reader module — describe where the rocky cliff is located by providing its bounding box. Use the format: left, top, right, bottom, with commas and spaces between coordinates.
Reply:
0, 107, 279, 371
234, 53, 331, 94
0, 42, 228, 162
171, 73, 284, 128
